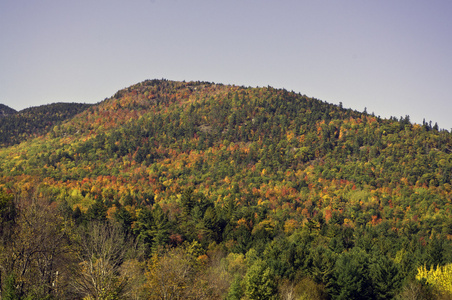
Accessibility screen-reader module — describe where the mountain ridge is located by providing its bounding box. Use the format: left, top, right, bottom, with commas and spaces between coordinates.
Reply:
0, 103, 17, 117
0, 102, 92, 147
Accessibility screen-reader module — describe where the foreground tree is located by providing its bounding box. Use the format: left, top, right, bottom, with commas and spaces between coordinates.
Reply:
243, 259, 278, 300
145, 241, 229, 300
0, 192, 75, 299
72, 222, 131, 299
331, 247, 373, 300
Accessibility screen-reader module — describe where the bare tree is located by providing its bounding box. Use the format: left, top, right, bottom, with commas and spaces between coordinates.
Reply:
72, 221, 131, 300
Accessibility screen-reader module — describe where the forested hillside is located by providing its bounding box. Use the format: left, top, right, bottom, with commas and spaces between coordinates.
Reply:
0, 102, 92, 147
0, 104, 16, 118
0, 79, 451, 299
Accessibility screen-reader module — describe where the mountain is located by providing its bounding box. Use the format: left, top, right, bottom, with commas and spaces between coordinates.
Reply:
0, 79, 451, 299
0, 103, 17, 117
0, 102, 92, 147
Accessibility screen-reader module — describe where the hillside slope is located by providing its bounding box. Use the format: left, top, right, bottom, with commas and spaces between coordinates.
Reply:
1, 79, 452, 298
0, 103, 17, 117
0, 102, 92, 147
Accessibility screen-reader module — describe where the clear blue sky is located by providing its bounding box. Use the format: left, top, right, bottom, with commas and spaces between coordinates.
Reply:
1, 0, 452, 129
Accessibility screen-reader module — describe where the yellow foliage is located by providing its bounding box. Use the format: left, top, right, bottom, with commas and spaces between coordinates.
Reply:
225, 252, 246, 274
252, 219, 274, 234
343, 218, 354, 228
197, 254, 209, 265
284, 219, 299, 234
416, 264, 452, 294
237, 218, 248, 228
106, 205, 117, 221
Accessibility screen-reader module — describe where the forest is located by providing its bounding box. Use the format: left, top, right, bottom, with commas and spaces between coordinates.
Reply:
0, 79, 452, 299
0, 104, 17, 118
0, 102, 92, 147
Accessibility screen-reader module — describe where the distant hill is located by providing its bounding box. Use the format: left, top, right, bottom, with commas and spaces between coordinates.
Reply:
0, 104, 17, 117
0, 102, 92, 147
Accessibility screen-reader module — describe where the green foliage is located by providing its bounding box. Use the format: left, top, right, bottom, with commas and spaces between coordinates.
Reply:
226, 274, 244, 300
369, 254, 401, 299
309, 246, 337, 292
243, 259, 278, 300
133, 204, 171, 254
331, 247, 372, 299
0, 191, 16, 242
2, 274, 20, 300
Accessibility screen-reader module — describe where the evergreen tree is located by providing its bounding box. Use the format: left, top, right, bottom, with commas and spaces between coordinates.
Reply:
369, 254, 401, 300
331, 247, 373, 300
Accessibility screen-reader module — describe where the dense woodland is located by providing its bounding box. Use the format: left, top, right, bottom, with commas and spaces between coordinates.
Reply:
1, 79, 452, 299
0, 104, 17, 118
0, 103, 92, 147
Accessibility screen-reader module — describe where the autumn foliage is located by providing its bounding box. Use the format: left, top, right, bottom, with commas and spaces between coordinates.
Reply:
0, 79, 452, 299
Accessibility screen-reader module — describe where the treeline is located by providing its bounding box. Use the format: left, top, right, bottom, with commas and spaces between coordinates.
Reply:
0, 80, 452, 299
0, 102, 92, 147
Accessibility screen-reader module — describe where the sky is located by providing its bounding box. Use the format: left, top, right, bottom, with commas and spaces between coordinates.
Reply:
1, 0, 452, 130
